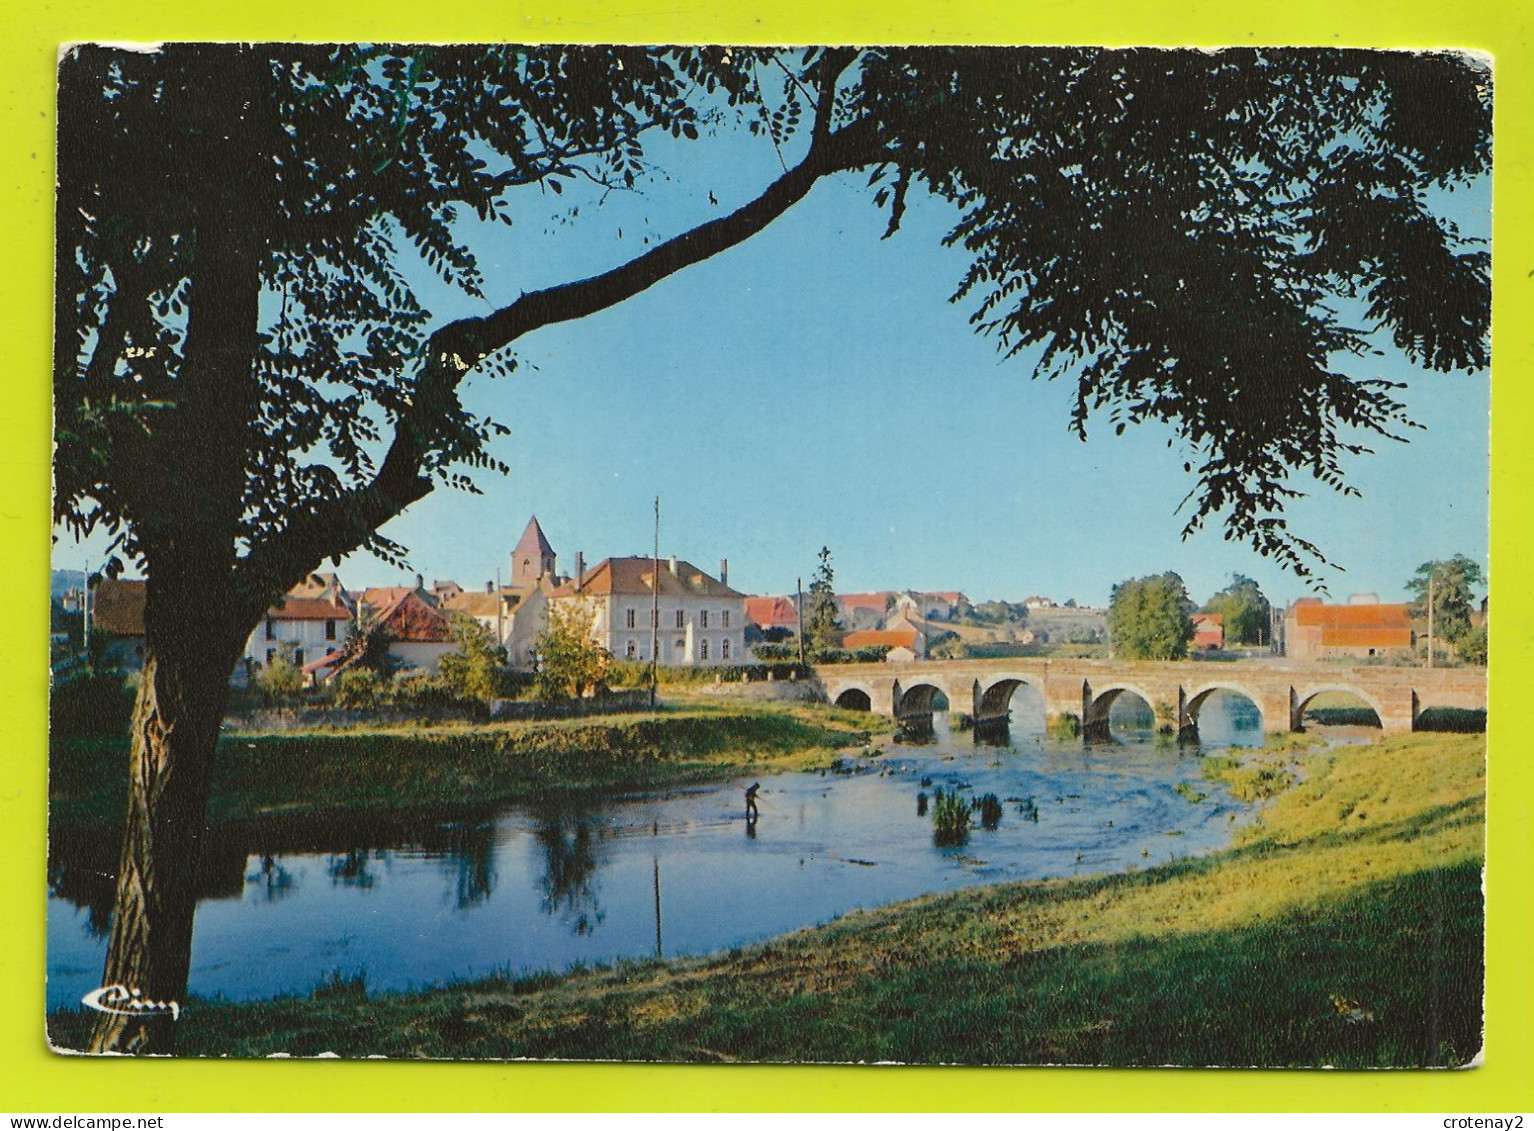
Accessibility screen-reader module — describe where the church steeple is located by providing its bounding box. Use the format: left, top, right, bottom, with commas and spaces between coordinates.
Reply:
511, 516, 557, 588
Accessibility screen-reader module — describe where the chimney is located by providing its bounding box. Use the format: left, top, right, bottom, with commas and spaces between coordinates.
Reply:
575, 551, 585, 590
486, 580, 494, 593
719, 558, 729, 587
669, 555, 678, 575
414, 573, 424, 591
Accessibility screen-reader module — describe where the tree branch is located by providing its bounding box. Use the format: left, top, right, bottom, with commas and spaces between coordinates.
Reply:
232, 114, 885, 615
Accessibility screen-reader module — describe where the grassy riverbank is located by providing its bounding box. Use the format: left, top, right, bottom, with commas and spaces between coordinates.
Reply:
49, 701, 880, 832
56, 730, 1483, 1065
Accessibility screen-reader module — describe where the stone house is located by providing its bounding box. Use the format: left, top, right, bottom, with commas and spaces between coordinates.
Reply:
548, 555, 746, 666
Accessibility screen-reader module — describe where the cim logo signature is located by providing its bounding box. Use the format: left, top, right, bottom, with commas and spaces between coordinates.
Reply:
81, 983, 181, 1021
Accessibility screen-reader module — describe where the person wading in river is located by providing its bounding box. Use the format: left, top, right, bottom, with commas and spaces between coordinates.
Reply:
744, 782, 760, 821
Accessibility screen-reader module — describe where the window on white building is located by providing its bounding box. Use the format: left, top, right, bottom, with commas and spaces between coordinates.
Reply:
265, 618, 276, 640
626, 608, 636, 629
675, 610, 685, 629
723, 610, 731, 628
325, 620, 336, 640
700, 639, 709, 660
700, 610, 709, 629
626, 640, 637, 659
722, 638, 731, 659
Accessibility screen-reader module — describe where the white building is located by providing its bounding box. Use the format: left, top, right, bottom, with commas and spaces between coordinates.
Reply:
244, 593, 351, 670
548, 555, 746, 666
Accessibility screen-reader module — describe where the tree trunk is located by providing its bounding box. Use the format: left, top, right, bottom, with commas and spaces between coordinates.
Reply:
86, 595, 245, 1055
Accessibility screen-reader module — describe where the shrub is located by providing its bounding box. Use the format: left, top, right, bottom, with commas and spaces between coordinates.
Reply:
331, 668, 382, 710
438, 614, 511, 702
975, 792, 1003, 829
391, 672, 459, 711
256, 646, 303, 704
931, 787, 971, 846
533, 603, 611, 702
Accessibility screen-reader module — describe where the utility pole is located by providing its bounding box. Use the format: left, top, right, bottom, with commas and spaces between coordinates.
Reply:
81, 560, 90, 660
796, 577, 805, 669
650, 496, 661, 708
1427, 571, 1436, 669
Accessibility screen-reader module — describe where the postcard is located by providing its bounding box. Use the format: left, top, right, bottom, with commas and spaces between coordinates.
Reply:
47, 42, 1489, 1066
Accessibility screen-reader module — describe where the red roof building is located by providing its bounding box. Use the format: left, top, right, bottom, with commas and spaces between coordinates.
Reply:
1284, 600, 1414, 660
1192, 612, 1224, 650
745, 596, 799, 632
843, 627, 923, 657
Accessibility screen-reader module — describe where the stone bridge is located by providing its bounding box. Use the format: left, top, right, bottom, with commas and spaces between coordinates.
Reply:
816, 658, 1486, 739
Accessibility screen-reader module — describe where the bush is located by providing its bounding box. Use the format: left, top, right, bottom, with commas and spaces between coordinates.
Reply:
975, 792, 1003, 829
606, 660, 810, 687
931, 787, 971, 846
438, 614, 512, 703
391, 672, 460, 711
256, 648, 304, 704
752, 643, 797, 663
331, 668, 382, 710
50, 669, 136, 736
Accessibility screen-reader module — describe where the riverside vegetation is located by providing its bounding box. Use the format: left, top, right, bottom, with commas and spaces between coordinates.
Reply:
49, 699, 881, 834
50, 729, 1485, 1066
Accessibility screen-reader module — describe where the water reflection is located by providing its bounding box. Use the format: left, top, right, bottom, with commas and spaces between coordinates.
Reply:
532, 810, 605, 936
250, 855, 297, 901
49, 695, 1267, 1009
442, 823, 498, 909
327, 849, 377, 890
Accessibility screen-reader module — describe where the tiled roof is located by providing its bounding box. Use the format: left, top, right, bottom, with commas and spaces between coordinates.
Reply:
1317, 627, 1414, 648
745, 596, 798, 629
513, 516, 556, 559
442, 589, 505, 618
838, 592, 891, 613
926, 591, 968, 605
290, 572, 347, 598
359, 586, 427, 609
376, 590, 454, 643
1292, 603, 1411, 629
1193, 613, 1223, 626
549, 556, 743, 600
844, 628, 921, 650
91, 578, 146, 637
269, 596, 350, 622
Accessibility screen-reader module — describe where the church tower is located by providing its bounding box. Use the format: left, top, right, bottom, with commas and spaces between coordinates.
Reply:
511, 516, 557, 588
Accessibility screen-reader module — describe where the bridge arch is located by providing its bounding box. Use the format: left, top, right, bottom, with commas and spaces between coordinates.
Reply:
894, 680, 949, 719
833, 685, 874, 712
1186, 684, 1267, 723
1293, 684, 1385, 730
1083, 683, 1161, 741
975, 674, 1045, 723
1183, 683, 1268, 743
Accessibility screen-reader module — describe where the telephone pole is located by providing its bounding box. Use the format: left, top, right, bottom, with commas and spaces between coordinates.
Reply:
81, 560, 90, 659
650, 496, 661, 708
1426, 571, 1436, 669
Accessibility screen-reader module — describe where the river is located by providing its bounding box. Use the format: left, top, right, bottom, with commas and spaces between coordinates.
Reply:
47, 690, 1267, 1010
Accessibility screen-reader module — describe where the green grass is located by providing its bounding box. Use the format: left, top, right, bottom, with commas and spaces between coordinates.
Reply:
1201, 752, 1298, 802
53, 731, 1484, 1065
49, 700, 877, 832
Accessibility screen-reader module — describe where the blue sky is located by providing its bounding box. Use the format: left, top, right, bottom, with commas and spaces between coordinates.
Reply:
53, 108, 1491, 610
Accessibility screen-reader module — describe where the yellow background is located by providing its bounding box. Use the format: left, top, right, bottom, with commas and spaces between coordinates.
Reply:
3, 0, 1529, 1112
